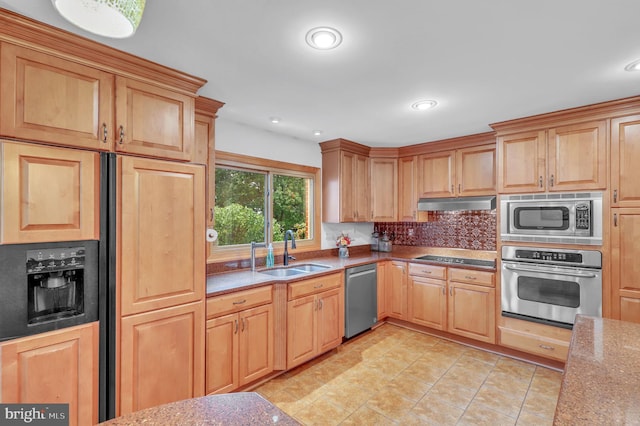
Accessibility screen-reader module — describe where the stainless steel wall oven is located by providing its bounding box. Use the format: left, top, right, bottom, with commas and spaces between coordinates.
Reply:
501, 245, 602, 329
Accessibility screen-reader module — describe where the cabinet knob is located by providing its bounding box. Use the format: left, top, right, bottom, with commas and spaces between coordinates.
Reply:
614, 189, 618, 204
119, 125, 124, 144
102, 123, 108, 143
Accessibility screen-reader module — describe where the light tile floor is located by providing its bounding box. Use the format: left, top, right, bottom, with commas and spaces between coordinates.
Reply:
256, 324, 562, 425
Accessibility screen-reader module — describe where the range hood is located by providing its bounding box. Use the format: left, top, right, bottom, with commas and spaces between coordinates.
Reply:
417, 196, 496, 211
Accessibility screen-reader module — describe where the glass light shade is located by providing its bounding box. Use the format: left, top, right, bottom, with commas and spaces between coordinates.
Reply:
411, 100, 438, 111
305, 27, 342, 50
52, 0, 146, 38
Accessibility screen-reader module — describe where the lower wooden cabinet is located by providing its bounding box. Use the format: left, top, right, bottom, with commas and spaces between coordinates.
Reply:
205, 303, 274, 394
409, 276, 447, 330
0, 322, 99, 426
388, 261, 408, 320
119, 301, 205, 415
287, 273, 344, 369
448, 281, 495, 343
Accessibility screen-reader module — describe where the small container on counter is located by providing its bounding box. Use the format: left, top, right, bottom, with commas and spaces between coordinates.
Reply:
370, 231, 379, 251
378, 232, 392, 252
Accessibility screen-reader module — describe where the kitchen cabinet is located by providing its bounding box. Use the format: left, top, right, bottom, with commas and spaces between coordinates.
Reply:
0, 43, 114, 151
387, 261, 408, 320
320, 139, 370, 223
417, 144, 496, 198
447, 268, 495, 344
377, 261, 390, 320
611, 115, 640, 207
398, 156, 418, 221
498, 316, 571, 362
370, 156, 398, 221
205, 286, 274, 394
611, 208, 640, 323
286, 273, 343, 369
0, 141, 100, 243
497, 120, 606, 193
0, 322, 99, 426
408, 264, 447, 330
119, 301, 205, 415
119, 156, 205, 315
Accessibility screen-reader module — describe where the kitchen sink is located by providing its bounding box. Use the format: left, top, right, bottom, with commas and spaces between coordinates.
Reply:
258, 263, 331, 277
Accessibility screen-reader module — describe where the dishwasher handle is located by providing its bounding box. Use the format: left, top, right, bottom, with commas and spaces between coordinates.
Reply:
345, 263, 377, 279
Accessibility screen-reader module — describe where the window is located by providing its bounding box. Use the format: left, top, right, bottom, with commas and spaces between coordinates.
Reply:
212, 151, 320, 258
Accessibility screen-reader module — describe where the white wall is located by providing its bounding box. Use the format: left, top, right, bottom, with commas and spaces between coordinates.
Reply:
215, 118, 374, 249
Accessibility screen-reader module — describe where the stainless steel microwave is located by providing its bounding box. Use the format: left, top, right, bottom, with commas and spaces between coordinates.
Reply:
500, 192, 603, 245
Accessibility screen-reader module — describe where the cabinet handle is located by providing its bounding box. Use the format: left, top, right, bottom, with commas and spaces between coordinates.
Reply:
314, 284, 323, 289
319, 299, 323, 310
234, 319, 238, 334
118, 125, 124, 144
614, 189, 618, 204
614, 213, 618, 227
458, 184, 461, 193
550, 174, 554, 187
233, 299, 247, 305
413, 210, 416, 219
539, 176, 543, 188
442, 287, 445, 295
464, 275, 476, 280
102, 123, 108, 143
422, 270, 432, 274
539, 344, 555, 351
451, 185, 454, 193
449, 287, 452, 296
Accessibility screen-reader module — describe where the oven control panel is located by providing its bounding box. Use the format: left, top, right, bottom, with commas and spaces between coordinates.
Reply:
514, 249, 583, 263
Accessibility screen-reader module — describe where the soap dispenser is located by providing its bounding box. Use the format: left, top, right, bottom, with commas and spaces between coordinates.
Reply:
266, 243, 274, 268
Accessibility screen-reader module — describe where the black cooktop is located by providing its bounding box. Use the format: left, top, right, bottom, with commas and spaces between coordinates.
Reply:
414, 255, 495, 269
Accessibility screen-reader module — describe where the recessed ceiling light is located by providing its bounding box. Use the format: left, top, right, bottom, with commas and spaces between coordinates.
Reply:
270, 117, 281, 124
313, 130, 323, 136
411, 100, 438, 111
625, 59, 640, 71
305, 27, 342, 50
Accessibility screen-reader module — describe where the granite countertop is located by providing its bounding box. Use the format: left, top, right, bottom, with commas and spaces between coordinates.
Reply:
554, 315, 640, 425
99, 392, 300, 425
206, 246, 496, 296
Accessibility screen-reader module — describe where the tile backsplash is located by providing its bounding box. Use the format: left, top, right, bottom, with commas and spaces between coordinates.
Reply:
375, 210, 496, 251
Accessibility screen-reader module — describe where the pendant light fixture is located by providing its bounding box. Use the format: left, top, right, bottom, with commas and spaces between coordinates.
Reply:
52, 0, 146, 38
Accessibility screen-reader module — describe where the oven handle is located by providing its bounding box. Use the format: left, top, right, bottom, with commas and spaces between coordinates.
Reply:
503, 264, 598, 278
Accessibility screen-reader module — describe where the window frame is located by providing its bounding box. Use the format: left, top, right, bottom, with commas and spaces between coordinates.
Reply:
210, 151, 321, 262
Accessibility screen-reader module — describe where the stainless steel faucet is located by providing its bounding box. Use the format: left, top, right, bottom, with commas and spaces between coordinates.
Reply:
283, 230, 297, 266
250, 241, 266, 271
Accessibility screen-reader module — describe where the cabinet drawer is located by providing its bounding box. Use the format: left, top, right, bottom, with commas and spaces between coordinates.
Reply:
449, 268, 494, 287
288, 273, 342, 300
499, 327, 569, 362
207, 286, 272, 318
409, 263, 446, 280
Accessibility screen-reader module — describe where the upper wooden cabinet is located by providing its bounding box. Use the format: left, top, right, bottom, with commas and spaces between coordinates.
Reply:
414, 141, 496, 199
119, 156, 205, 315
320, 139, 371, 223
0, 43, 114, 151
370, 155, 398, 222
496, 120, 607, 193
611, 115, 640, 207
0, 141, 99, 243
114, 77, 195, 161
398, 156, 418, 221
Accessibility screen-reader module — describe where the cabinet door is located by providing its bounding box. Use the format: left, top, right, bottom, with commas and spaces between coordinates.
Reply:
547, 120, 606, 191
205, 313, 238, 394
1, 142, 99, 243
611, 115, 640, 207
287, 294, 317, 369
497, 131, 546, 193
387, 261, 407, 320
417, 151, 455, 198
119, 156, 205, 315
370, 157, 397, 222
119, 301, 205, 415
456, 144, 496, 196
377, 261, 389, 319
339, 151, 356, 222
238, 304, 274, 386
448, 282, 495, 343
611, 208, 640, 323
408, 276, 446, 330
317, 287, 343, 353
0, 322, 99, 426
354, 154, 371, 222
0, 43, 114, 150
115, 77, 195, 161
398, 156, 417, 221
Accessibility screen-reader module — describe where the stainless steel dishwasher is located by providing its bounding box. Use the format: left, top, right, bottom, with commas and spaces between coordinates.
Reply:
344, 263, 378, 339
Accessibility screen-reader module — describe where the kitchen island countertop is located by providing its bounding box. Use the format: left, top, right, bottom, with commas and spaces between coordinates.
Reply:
554, 315, 640, 425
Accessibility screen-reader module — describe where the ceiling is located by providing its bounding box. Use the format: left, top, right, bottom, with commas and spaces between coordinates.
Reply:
1, 1, 640, 147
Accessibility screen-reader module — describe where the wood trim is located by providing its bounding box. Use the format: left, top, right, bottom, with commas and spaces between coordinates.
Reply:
0, 9, 206, 95
195, 97, 225, 118
272, 283, 288, 371
491, 95, 640, 135
318, 138, 371, 156
398, 131, 496, 157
